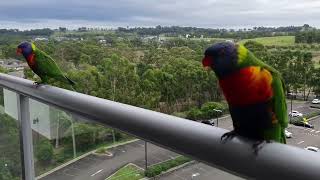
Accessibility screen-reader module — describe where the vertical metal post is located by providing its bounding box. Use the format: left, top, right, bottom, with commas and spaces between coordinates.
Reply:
17, 94, 35, 180
71, 120, 76, 158
213, 109, 222, 127
145, 141, 148, 171
290, 93, 293, 123
55, 113, 60, 148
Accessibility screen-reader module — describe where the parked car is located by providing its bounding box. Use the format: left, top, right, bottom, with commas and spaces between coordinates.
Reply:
201, 120, 215, 126
285, 129, 292, 138
289, 111, 303, 117
312, 99, 320, 104
304, 146, 319, 152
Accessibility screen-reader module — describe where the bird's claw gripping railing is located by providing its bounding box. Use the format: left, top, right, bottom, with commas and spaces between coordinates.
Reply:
1, 73, 320, 180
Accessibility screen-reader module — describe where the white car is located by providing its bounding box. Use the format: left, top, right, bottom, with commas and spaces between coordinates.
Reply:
285, 129, 292, 138
312, 99, 320, 104
289, 111, 303, 117
304, 146, 319, 152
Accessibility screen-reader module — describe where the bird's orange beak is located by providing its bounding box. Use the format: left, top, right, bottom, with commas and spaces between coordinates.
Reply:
16, 48, 22, 55
202, 55, 212, 71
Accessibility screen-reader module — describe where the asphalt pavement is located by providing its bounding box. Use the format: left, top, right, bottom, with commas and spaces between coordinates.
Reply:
40, 140, 178, 180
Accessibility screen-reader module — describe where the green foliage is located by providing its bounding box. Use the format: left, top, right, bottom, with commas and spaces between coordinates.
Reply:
244, 41, 265, 52
295, 30, 320, 44
0, 114, 21, 179
108, 164, 143, 180
144, 156, 191, 177
200, 102, 227, 119
35, 139, 54, 163
186, 108, 203, 120
240, 36, 295, 46
54, 150, 74, 163
95, 147, 107, 154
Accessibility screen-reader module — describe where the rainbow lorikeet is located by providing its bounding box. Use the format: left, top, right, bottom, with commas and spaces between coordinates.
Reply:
17, 42, 75, 86
202, 42, 288, 146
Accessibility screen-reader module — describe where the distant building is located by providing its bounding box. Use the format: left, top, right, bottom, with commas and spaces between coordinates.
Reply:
34, 37, 49, 41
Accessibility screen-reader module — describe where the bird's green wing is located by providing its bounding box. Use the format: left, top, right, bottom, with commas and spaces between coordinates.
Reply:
272, 73, 288, 128
34, 49, 66, 80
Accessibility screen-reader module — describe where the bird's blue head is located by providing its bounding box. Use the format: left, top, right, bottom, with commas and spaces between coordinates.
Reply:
17, 42, 34, 59
202, 42, 238, 78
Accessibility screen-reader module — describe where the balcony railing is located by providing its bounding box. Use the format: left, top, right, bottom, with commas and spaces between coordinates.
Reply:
1, 73, 320, 180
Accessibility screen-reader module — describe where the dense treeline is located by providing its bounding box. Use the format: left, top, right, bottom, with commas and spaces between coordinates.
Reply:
117, 25, 307, 39
295, 30, 320, 43
0, 28, 54, 36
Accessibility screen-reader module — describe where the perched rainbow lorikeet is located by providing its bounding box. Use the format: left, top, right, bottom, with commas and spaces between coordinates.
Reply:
17, 42, 75, 86
202, 42, 288, 146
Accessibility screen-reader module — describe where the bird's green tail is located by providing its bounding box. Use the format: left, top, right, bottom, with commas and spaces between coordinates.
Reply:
66, 76, 75, 86
281, 128, 286, 144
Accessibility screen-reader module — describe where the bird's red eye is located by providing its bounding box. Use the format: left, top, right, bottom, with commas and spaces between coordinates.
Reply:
202, 56, 213, 67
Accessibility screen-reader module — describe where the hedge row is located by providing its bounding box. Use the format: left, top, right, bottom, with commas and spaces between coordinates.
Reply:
144, 156, 191, 177
186, 101, 228, 120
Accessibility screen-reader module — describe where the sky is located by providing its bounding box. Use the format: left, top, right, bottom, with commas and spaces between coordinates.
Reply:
1, 0, 320, 30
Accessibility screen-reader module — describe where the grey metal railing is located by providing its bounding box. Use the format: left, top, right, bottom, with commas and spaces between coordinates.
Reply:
1, 73, 320, 180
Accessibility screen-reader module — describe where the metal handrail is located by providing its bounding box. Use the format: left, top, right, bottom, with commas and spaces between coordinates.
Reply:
1, 73, 320, 180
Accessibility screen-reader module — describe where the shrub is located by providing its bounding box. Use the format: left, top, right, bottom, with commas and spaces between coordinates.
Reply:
144, 156, 191, 177
35, 139, 54, 163
200, 102, 226, 119
186, 108, 203, 120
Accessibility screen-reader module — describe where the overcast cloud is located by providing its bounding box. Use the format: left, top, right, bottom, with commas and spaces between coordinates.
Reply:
1, 0, 320, 29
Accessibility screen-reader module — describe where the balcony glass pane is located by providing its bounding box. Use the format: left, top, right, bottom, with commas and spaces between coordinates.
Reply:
0, 87, 23, 180
28, 98, 135, 179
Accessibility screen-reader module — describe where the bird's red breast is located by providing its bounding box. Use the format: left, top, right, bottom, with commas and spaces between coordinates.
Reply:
219, 66, 273, 106
26, 53, 36, 69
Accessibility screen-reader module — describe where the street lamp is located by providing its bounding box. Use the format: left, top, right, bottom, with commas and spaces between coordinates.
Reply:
288, 93, 293, 123
213, 109, 222, 127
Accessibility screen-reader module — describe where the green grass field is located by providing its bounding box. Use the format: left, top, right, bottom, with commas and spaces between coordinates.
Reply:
106, 164, 143, 180
240, 36, 295, 46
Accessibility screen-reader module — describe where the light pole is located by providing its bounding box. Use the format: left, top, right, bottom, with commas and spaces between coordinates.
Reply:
213, 109, 222, 127
288, 93, 293, 123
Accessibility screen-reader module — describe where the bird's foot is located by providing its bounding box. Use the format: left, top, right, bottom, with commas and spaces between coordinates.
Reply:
221, 130, 237, 143
252, 140, 273, 155
33, 81, 43, 87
